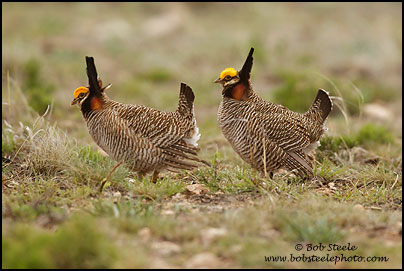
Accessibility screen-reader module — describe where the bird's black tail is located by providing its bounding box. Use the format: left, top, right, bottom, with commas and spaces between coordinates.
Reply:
306, 89, 333, 123
177, 82, 195, 118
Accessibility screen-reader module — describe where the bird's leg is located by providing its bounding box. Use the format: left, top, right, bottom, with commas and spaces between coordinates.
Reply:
310, 174, 326, 187
259, 170, 274, 180
99, 161, 122, 192
137, 171, 146, 181
307, 151, 316, 167
151, 170, 160, 183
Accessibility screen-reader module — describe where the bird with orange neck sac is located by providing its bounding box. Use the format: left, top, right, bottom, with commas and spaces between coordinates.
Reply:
72, 57, 208, 186
214, 48, 333, 179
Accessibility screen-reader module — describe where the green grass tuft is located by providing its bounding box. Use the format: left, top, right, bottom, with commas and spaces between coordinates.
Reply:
140, 67, 174, 83
22, 58, 55, 115
2, 215, 117, 269
319, 135, 358, 153
2, 133, 16, 155
271, 70, 326, 113
77, 145, 104, 165
130, 177, 186, 200
356, 123, 395, 147
319, 123, 395, 153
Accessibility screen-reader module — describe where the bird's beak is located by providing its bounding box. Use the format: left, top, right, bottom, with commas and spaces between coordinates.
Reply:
71, 98, 79, 105
214, 78, 221, 83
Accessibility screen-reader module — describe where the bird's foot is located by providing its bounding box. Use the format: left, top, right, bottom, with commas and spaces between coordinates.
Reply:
151, 171, 160, 183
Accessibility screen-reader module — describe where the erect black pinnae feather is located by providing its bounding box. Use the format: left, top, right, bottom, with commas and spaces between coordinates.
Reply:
85, 56, 101, 94
239, 47, 254, 82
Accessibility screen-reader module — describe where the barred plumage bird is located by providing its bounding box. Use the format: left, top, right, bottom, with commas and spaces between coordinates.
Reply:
215, 48, 332, 179
72, 56, 205, 182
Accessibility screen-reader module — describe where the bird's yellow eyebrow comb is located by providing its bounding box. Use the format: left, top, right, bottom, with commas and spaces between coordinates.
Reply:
219, 67, 238, 79
73, 87, 89, 98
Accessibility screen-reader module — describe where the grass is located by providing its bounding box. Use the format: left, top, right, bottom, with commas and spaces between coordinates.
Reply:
3, 215, 117, 268
319, 123, 396, 154
2, 109, 401, 268
2, 2, 402, 269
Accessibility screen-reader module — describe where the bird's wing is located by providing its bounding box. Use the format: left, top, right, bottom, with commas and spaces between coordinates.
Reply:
116, 104, 191, 143
103, 121, 199, 171
249, 109, 312, 153
247, 109, 314, 176
258, 137, 313, 177
112, 104, 201, 165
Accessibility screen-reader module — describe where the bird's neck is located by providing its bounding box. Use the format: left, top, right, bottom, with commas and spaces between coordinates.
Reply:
81, 94, 108, 117
223, 82, 248, 101
90, 96, 103, 110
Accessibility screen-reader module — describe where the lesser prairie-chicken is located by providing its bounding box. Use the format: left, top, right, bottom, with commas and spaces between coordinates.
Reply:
214, 48, 332, 179
72, 56, 206, 182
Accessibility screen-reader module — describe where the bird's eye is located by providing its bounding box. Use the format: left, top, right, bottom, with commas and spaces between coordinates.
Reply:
225, 75, 231, 80
79, 93, 85, 98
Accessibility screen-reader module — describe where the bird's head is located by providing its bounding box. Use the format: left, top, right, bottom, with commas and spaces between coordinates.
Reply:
71, 86, 90, 106
214, 48, 255, 99
71, 56, 111, 109
71, 78, 111, 107
213, 67, 240, 88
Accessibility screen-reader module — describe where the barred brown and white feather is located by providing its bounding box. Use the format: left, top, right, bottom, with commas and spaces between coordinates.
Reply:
74, 57, 205, 179
216, 48, 332, 178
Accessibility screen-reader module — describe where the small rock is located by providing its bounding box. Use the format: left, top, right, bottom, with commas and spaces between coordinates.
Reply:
36, 215, 51, 227
395, 222, 402, 235
161, 209, 175, 215
200, 227, 228, 247
185, 252, 222, 269
126, 178, 136, 184
149, 258, 174, 269
171, 192, 185, 200
151, 241, 181, 257
113, 191, 121, 198
186, 184, 209, 195
363, 103, 393, 122
353, 204, 365, 211
229, 244, 243, 254
138, 227, 152, 242
383, 240, 396, 247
